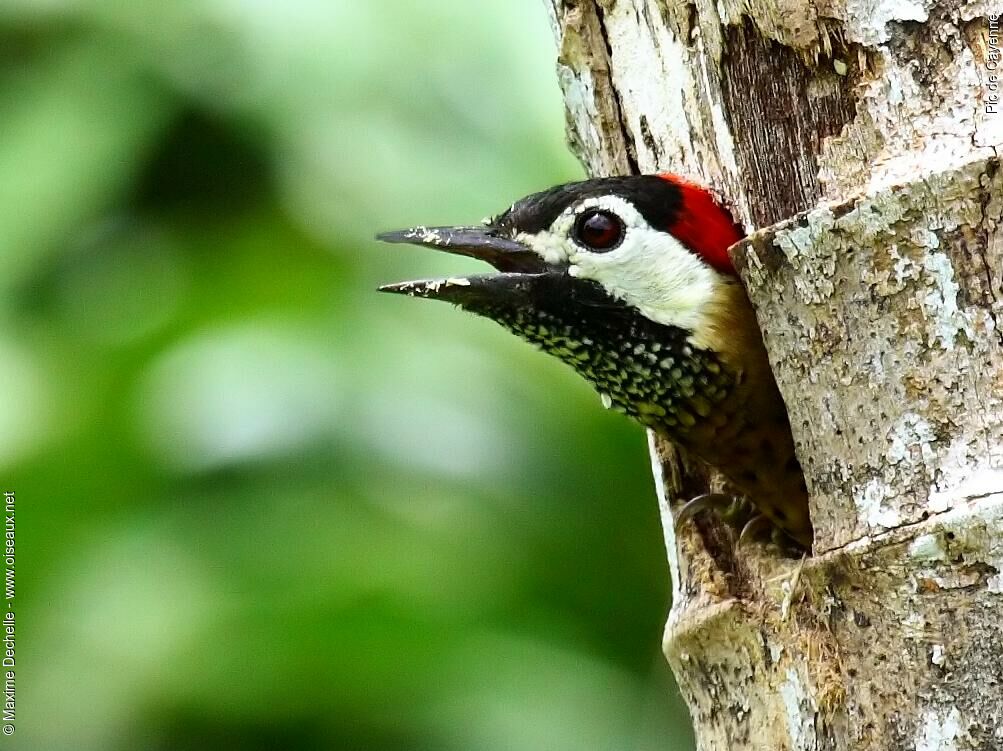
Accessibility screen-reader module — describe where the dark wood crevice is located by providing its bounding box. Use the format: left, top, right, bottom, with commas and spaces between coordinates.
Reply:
719, 18, 858, 227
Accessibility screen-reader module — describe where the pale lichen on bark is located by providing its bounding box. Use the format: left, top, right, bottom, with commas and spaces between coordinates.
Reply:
739, 158, 1003, 552
546, 0, 1003, 747
548, 0, 999, 220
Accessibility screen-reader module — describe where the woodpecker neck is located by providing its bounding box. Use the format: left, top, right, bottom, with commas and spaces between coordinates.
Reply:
461, 274, 737, 436
456, 271, 812, 536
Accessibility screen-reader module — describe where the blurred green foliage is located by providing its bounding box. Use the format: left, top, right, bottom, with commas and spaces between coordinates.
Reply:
4, 1, 693, 748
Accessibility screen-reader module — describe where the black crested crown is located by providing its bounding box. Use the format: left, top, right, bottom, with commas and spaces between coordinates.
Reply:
492, 176, 683, 235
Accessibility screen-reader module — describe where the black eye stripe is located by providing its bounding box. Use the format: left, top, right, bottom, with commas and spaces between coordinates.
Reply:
492, 176, 682, 236
573, 209, 624, 252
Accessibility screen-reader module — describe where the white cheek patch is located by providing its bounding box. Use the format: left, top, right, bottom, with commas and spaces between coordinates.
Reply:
569, 226, 717, 333
514, 210, 577, 266
515, 195, 719, 334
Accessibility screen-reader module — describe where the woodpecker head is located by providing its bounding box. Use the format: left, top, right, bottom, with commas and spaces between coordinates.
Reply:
378, 174, 746, 358
379, 175, 813, 547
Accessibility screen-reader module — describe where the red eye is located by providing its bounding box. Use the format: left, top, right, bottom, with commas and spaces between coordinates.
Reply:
573, 209, 624, 251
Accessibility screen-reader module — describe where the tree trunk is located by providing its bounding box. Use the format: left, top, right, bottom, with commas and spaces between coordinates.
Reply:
545, 1, 1003, 748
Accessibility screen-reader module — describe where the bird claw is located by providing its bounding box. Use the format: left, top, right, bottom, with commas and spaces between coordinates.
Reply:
737, 514, 772, 547
675, 494, 792, 551
673, 492, 734, 532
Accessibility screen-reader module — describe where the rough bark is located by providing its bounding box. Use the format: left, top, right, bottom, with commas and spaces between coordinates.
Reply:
546, 0, 1002, 748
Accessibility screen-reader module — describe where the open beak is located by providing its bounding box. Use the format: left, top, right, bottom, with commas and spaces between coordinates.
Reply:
376, 225, 562, 307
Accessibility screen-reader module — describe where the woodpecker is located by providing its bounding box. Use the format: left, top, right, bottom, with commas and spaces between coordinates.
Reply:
378, 175, 811, 549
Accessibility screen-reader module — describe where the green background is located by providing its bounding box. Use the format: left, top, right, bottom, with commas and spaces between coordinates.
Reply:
4, 0, 694, 748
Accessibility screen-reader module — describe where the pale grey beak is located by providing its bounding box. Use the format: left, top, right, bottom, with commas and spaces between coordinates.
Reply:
376, 225, 550, 274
